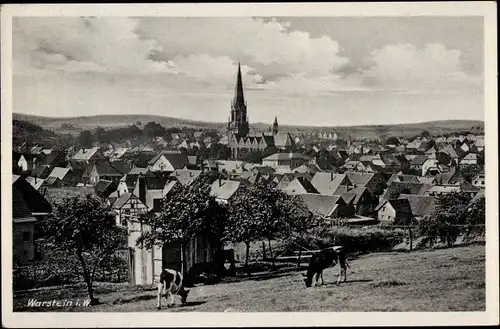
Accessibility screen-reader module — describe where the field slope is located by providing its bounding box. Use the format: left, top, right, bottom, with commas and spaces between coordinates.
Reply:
14, 244, 485, 312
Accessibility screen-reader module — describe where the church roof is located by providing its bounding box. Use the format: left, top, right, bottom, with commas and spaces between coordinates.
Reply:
232, 63, 245, 107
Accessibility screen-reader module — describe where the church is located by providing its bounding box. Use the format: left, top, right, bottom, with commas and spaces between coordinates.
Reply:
227, 63, 295, 159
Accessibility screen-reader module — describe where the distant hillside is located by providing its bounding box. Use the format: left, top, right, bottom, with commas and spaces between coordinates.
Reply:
13, 113, 483, 140
12, 119, 71, 149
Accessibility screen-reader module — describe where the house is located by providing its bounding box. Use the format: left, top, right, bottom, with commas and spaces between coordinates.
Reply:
43, 176, 62, 188
71, 147, 106, 163
130, 151, 158, 168
13, 185, 38, 264
12, 174, 52, 226
89, 161, 125, 185
342, 160, 367, 172
38, 151, 67, 169
47, 167, 75, 186
474, 139, 485, 152
216, 160, 245, 178
147, 151, 189, 173
25, 176, 46, 191
210, 179, 242, 203
410, 155, 427, 170
420, 153, 439, 176
388, 174, 420, 185
424, 185, 461, 196
170, 169, 202, 186
262, 152, 308, 170
31, 165, 52, 179
202, 159, 219, 172
375, 199, 413, 224
460, 153, 478, 166
434, 167, 467, 185
186, 156, 199, 169
111, 193, 148, 227
109, 147, 129, 162
397, 194, 436, 220
127, 216, 220, 286
334, 186, 374, 216
18, 154, 38, 172
310, 172, 353, 196
93, 180, 118, 200
296, 194, 354, 219
472, 170, 485, 189
132, 176, 170, 212
282, 177, 319, 196
380, 182, 433, 202
345, 172, 388, 196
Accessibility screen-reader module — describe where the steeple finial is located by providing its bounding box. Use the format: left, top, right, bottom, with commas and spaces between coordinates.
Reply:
233, 62, 245, 107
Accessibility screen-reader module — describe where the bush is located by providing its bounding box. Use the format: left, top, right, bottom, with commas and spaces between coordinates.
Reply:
285, 225, 407, 256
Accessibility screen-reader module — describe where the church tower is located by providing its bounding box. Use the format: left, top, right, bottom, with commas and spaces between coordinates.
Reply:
228, 63, 249, 140
272, 116, 279, 135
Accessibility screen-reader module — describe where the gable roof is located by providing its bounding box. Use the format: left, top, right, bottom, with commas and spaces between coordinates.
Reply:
94, 161, 124, 176
147, 151, 189, 170
410, 154, 428, 165
310, 172, 351, 195
25, 176, 45, 190
345, 172, 375, 186
398, 194, 436, 217
210, 179, 241, 200
334, 186, 370, 205
12, 185, 36, 221
12, 175, 52, 214
171, 169, 202, 186
48, 167, 71, 180
263, 152, 308, 161
94, 180, 118, 198
381, 182, 433, 201
72, 147, 101, 161
112, 193, 134, 209
285, 177, 319, 194
297, 194, 343, 217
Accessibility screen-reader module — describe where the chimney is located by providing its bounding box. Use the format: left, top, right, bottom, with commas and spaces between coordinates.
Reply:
190, 171, 193, 177
218, 178, 222, 187
138, 175, 146, 204
330, 172, 334, 181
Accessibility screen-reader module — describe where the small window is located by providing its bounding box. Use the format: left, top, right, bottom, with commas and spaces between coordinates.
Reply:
481, 181, 485, 185
22, 231, 31, 242
131, 203, 135, 209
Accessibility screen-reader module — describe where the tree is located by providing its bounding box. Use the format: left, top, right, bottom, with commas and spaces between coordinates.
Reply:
385, 136, 400, 146
420, 130, 432, 139
143, 121, 166, 139
387, 186, 412, 200
460, 164, 483, 183
77, 130, 94, 148
136, 180, 227, 278
464, 196, 485, 240
226, 182, 306, 273
419, 192, 472, 247
226, 185, 269, 274
39, 195, 127, 305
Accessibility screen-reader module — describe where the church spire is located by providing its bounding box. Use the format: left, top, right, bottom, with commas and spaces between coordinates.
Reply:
233, 63, 245, 107
272, 116, 279, 135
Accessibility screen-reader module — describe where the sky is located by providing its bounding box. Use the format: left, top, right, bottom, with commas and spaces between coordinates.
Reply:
12, 17, 484, 126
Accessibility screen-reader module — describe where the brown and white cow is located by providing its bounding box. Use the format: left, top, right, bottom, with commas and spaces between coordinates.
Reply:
302, 247, 350, 288
157, 268, 190, 310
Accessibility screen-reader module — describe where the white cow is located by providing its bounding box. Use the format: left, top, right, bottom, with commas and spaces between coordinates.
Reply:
157, 268, 190, 310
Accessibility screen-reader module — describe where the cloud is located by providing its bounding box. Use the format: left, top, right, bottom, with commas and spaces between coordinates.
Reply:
12, 18, 482, 98
13, 17, 172, 75
135, 18, 350, 81
360, 43, 482, 93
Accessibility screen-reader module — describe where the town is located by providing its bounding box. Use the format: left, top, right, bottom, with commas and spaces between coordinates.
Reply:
12, 64, 486, 312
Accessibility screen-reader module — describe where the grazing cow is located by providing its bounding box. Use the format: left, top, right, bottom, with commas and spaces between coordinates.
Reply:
157, 268, 190, 310
302, 247, 350, 288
